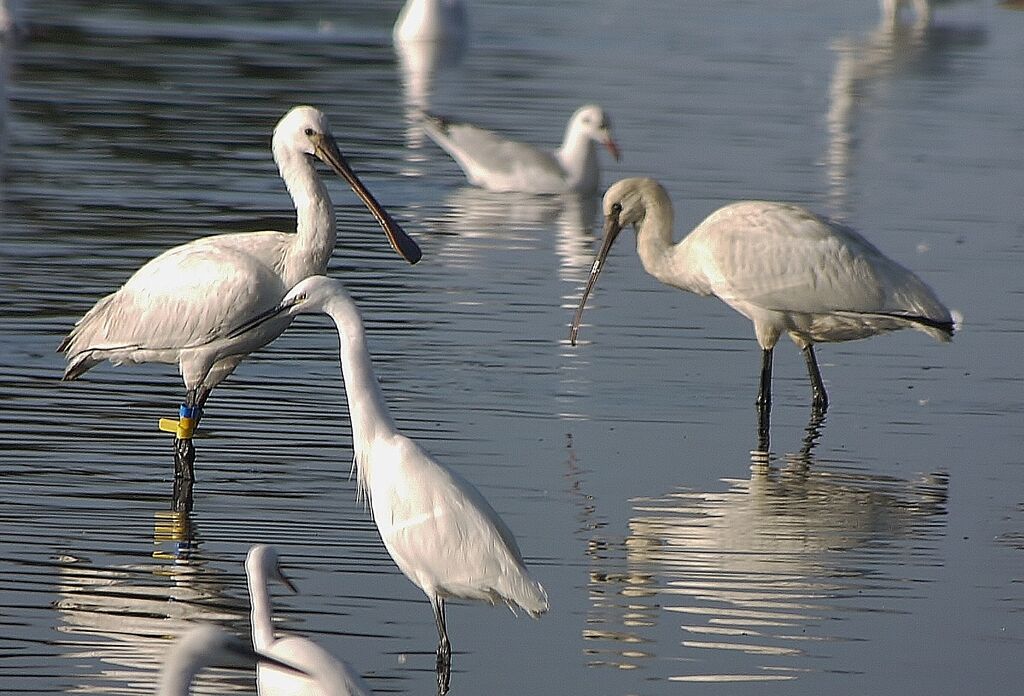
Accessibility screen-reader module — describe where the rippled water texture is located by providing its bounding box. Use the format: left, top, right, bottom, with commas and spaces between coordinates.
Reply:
1, 1, 1021, 695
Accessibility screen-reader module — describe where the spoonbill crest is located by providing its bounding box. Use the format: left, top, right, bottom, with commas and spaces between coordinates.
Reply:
230, 275, 548, 695
569, 177, 953, 443
158, 624, 307, 696
245, 544, 371, 696
58, 105, 421, 475
421, 104, 620, 194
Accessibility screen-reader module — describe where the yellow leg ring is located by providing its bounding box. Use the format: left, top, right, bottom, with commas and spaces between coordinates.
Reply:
158, 416, 196, 439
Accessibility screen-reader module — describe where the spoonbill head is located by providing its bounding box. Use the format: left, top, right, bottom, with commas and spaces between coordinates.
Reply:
58, 105, 420, 475
393, 0, 469, 44
570, 177, 954, 444
231, 275, 548, 695
158, 624, 307, 696
245, 544, 371, 696
421, 103, 619, 194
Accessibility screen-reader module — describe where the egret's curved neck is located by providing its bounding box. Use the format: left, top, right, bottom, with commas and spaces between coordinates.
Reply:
556, 127, 598, 190
247, 565, 276, 650
634, 192, 704, 294
324, 297, 398, 480
275, 146, 337, 274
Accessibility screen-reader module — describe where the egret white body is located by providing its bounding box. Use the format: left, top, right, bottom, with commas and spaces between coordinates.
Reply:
421, 105, 620, 194
58, 105, 420, 470
158, 624, 305, 696
570, 178, 954, 440
393, 0, 468, 44
246, 544, 370, 696
231, 275, 547, 694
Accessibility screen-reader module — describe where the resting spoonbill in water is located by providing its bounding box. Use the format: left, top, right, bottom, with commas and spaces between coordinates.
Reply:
158, 624, 307, 696
245, 544, 370, 696
420, 104, 620, 194
230, 275, 548, 695
58, 106, 421, 476
569, 177, 953, 444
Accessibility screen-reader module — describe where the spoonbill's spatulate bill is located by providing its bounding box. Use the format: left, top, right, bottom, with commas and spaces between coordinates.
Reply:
158, 624, 307, 696
421, 104, 620, 194
393, 0, 468, 44
569, 177, 953, 443
245, 544, 371, 696
230, 275, 548, 695
58, 105, 421, 475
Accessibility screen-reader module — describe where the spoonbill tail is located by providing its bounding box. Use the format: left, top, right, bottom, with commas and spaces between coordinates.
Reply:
158, 624, 307, 696
58, 105, 421, 475
569, 177, 953, 442
393, 0, 468, 44
421, 104, 620, 194
245, 544, 371, 696
230, 275, 548, 695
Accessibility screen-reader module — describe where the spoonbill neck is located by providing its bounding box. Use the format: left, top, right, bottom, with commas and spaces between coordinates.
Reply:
246, 561, 276, 650
274, 144, 337, 270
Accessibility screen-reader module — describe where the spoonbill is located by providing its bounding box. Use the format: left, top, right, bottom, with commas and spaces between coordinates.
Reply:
393, 0, 468, 44
569, 177, 953, 441
230, 275, 548, 695
246, 544, 371, 696
420, 104, 620, 194
158, 624, 307, 696
58, 105, 421, 475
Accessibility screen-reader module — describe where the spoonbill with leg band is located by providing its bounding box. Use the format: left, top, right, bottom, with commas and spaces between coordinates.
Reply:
230, 275, 548, 695
569, 177, 954, 446
58, 106, 421, 477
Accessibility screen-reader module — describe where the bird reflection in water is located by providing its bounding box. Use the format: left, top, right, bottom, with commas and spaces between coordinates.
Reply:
827, 0, 987, 218
583, 429, 948, 681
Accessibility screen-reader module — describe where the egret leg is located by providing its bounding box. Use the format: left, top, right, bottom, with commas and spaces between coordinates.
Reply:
755, 348, 773, 450
802, 345, 829, 412
431, 595, 451, 696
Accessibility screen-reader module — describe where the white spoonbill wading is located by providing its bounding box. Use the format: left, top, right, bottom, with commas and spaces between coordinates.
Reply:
569, 177, 954, 444
420, 104, 620, 194
58, 105, 421, 476
245, 544, 371, 696
230, 275, 548, 695
393, 0, 468, 44
158, 624, 308, 696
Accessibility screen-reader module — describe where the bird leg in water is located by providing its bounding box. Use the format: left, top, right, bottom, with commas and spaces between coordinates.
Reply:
432, 596, 452, 695
163, 390, 201, 478
756, 348, 773, 450
802, 346, 829, 412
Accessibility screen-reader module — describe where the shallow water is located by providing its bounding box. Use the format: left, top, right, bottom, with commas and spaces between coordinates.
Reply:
1, 1, 1021, 695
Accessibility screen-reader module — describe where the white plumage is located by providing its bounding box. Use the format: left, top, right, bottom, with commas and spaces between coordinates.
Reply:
421, 104, 620, 194
58, 105, 420, 469
393, 0, 468, 44
570, 177, 954, 439
231, 275, 547, 694
246, 544, 370, 696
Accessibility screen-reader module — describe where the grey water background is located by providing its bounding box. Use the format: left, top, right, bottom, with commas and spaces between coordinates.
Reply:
0, 0, 1021, 694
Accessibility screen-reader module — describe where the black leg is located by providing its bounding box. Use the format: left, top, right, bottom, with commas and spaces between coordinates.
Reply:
802, 345, 828, 412
173, 389, 199, 479
755, 348, 773, 451
432, 595, 451, 696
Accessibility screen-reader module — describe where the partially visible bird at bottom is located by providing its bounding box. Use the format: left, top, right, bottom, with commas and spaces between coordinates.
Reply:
246, 544, 371, 696
570, 177, 954, 449
157, 624, 307, 696
230, 275, 548, 695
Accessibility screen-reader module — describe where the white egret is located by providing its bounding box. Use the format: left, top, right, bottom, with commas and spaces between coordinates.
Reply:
230, 275, 548, 695
420, 105, 620, 194
393, 0, 468, 44
158, 624, 306, 696
245, 544, 371, 696
569, 177, 953, 442
58, 105, 421, 474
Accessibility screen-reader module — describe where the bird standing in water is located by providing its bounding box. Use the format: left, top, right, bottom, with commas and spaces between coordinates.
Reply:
231, 275, 548, 695
570, 177, 953, 447
59, 106, 420, 477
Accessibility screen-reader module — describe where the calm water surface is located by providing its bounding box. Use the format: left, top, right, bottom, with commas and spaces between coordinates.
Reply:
1, 1, 1021, 695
